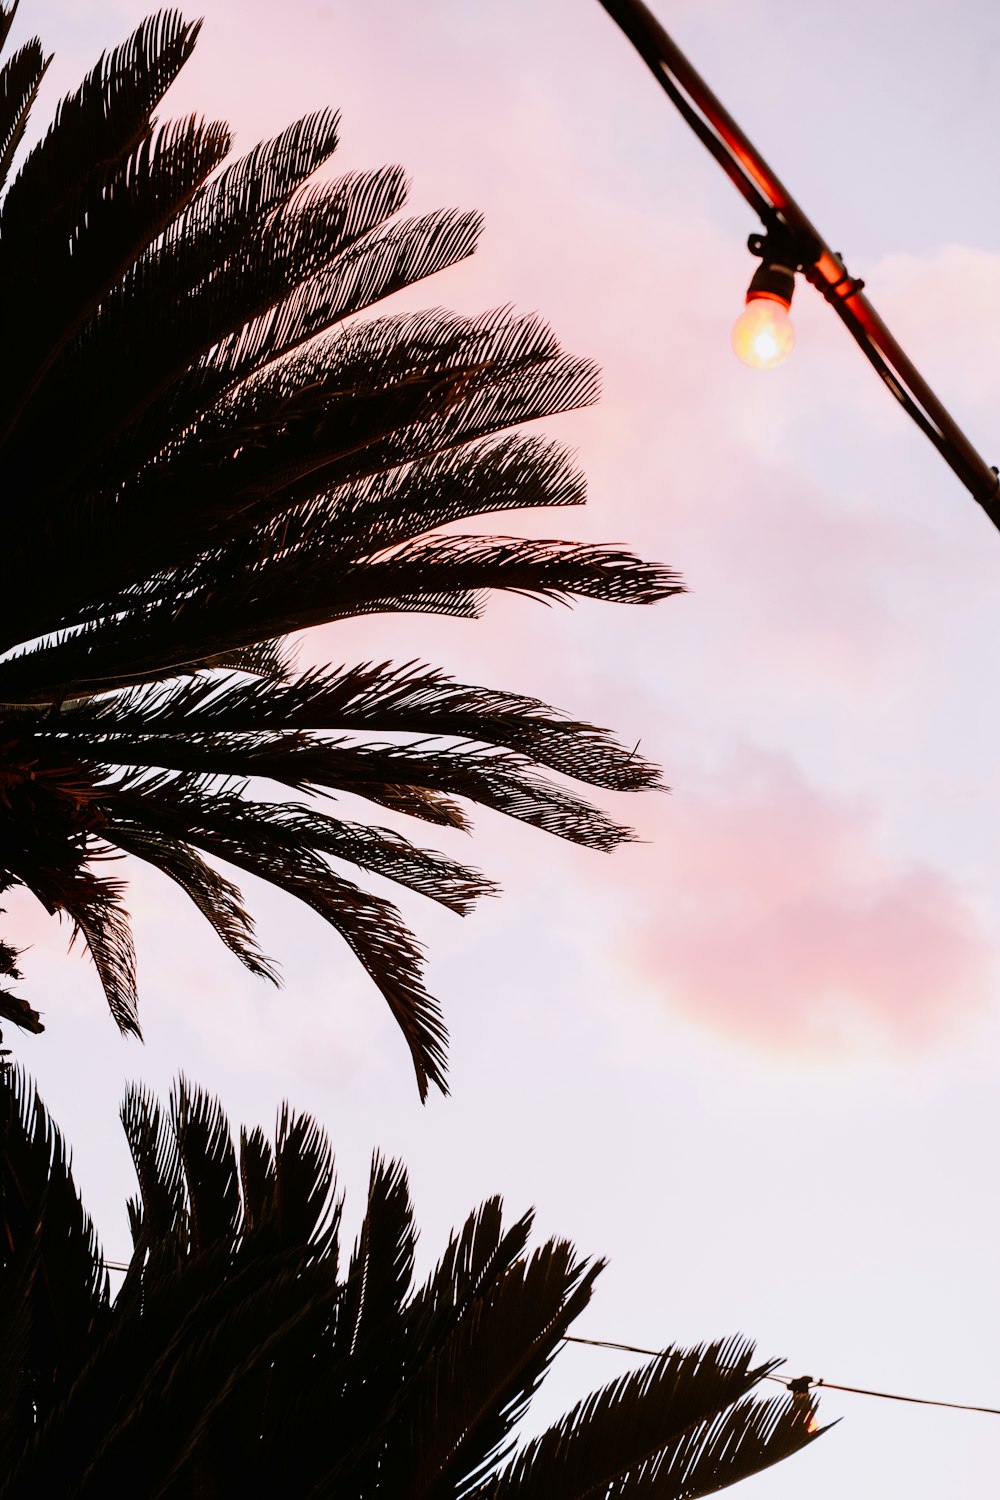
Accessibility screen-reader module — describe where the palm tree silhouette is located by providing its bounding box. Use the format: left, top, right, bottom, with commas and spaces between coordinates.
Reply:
0, 8, 680, 1093
0, 1066, 824, 1497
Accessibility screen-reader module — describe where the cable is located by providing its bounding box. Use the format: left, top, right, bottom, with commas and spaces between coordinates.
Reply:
595, 0, 1000, 524
810, 1378, 1000, 1418
562, 1333, 793, 1385
562, 1334, 1000, 1418
95, 1256, 1000, 1418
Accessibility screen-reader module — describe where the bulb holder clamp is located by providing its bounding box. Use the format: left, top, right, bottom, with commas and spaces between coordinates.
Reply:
745, 259, 796, 310
743, 222, 822, 310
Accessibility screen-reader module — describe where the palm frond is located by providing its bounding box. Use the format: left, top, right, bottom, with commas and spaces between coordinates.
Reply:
57, 657, 662, 792
258, 430, 589, 559
475, 1337, 783, 1498
62, 870, 140, 1036
0, 7, 680, 1091
0, 939, 42, 1035
90, 739, 630, 851
201, 638, 297, 680
372, 1239, 603, 1498
34, 167, 412, 500
407, 1198, 535, 1344
110, 826, 277, 981
0, 40, 49, 193
170, 1076, 242, 1255
268, 1104, 341, 1254
0, 4, 19, 56
119, 1081, 184, 1262
237, 1124, 276, 1237
652, 1390, 825, 1499
339, 1154, 417, 1356
164, 105, 342, 254
4, 114, 231, 428
103, 782, 494, 911
136, 806, 450, 1097
0, 11, 203, 437
0, 988, 43, 1035
1, 1075, 826, 1499
0, 1064, 110, 1470
0, 10, 199, 244
210, 204, 484, 386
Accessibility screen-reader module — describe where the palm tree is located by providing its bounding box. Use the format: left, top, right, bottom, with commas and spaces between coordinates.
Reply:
0, 1065, 825, 1497
0, 7, 680, 1096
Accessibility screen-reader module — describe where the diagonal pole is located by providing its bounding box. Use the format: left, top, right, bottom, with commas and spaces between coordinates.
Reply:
596, 0, 1000, 528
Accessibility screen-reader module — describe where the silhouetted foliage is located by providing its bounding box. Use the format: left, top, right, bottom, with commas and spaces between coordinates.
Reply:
0, 1066, 824, 1497
0, 7, 681, 1093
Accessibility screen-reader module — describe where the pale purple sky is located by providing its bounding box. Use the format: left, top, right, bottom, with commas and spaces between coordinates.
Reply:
9, 1, 1000, 1494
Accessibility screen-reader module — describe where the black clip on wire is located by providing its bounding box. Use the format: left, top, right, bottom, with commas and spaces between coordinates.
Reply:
748, 225, 822, 274
821, 260, 866, 303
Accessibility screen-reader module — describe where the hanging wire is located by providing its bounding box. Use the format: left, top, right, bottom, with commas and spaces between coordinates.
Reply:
562, 1334, 1000, 1418
94, 1253, 1000, 1418
595, 0, 1000, 524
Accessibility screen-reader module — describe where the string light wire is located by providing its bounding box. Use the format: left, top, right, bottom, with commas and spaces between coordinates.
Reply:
96, 1260, 999, 1418
595, 0, 1000, 524
562, 1334, 1000, 1418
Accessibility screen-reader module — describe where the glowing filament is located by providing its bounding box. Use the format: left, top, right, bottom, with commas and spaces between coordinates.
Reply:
731, 297, 795, 369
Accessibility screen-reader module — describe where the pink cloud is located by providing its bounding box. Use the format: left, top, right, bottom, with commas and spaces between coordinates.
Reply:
614, 745, 995, 1055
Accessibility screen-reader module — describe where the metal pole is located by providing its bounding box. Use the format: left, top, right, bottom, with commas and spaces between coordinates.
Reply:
596, 0, 1000, 527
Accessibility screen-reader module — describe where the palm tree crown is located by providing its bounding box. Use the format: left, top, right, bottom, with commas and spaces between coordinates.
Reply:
0, 1065, 825, 1498
0, 7, 680, 1094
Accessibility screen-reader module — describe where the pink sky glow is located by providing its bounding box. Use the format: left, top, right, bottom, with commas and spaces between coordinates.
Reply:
621, 745, 995, 1052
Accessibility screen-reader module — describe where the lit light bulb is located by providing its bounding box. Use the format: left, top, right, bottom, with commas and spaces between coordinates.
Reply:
731, 295, 795, 369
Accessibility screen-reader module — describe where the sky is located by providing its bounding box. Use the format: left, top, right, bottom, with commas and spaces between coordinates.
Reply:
7, 0, 1000, 1493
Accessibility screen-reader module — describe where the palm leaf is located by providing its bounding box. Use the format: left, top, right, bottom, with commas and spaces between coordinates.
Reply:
0, 8, 680, 1092
61, 871, 140, 1037
1, 1074, 827, 1499
0, 1065, 110, 1472
118, 1082, 185, 1269
5, 114, 232, 417
57, 657, 662, 791
109, 826, 277, 980
163, 821, 450, 1098
649, 1391, 825, 1498
0, 11, 202, 436
0, 939, 42, 1035
0, 4, 19, 56
266, 1104, 341, 1254
474, 1338, 788, 1498
381, 1241, 603, 1498
0, 40, 49, 193
170, 1077, 242, 1255
89, 743, 632, 851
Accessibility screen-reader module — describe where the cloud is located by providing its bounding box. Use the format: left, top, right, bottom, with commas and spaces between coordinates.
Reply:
614, 744, 995, 1056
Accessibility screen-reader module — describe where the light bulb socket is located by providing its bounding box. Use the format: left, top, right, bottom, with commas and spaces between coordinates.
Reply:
745, 260, 796, 310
